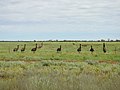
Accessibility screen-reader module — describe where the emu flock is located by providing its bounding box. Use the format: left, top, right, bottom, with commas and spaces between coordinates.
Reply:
13, 43, 43, 53
12, 43, 108, 54
77, 43, 107, 54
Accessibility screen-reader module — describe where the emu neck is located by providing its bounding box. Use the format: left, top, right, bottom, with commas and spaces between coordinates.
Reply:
80, 44, 81, 48
91, 46, 92, 48
103, 43, 105, 48
17, 45, 19, 49
24, 45, 26, 49
60, 45, 61, 49
36, 44, 37, 49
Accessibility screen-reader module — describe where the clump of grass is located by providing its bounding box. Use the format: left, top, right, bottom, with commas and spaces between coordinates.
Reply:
42, 63, 50, 66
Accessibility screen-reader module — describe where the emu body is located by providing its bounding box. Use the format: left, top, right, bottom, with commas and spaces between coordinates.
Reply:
90, 45, 94, 54
103, 43, 106, 53
57, 45, 61, 52
31, 44, 37, 53
77, 44, 81, 53
13, 45, 19, 52
21, 44, 26, 52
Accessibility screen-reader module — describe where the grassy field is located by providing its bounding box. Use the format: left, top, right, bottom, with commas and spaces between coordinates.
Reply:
0, 42, 120, 61
0, 41, 120, 90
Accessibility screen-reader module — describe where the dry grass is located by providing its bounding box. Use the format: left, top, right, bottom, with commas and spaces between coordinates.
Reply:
0, 60, 120, 90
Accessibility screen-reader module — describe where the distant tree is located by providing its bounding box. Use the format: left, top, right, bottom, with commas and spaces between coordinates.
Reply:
110, 40, 114, 42
34, 40, 36, 42
116, 39, 120, 42
101, 39, 105, 42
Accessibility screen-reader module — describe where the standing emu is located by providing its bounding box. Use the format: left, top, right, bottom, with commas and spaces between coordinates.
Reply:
77, 44, 81, 53
103, 43, 106, 53
90, 45, 94, 54
31, 44, 37, 53
13, 45, 19, 52
57, 45, 61, 52
21, 44, 26, 52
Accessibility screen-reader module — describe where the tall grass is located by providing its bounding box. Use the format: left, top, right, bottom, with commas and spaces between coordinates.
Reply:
0, 60, 120, 90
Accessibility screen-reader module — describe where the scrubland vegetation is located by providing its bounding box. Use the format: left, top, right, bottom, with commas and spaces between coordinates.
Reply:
0, 42, 120, 90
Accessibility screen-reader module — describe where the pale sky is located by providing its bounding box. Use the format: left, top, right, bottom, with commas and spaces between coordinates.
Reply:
0, 0, 120, 41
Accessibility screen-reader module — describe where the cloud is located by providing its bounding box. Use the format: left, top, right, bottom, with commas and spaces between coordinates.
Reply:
0, 0, 120, 22
0, 0, 120, 40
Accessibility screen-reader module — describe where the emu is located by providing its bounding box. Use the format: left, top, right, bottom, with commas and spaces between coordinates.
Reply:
90, 45, 94, 54
57, 45, 61, 52
38, 42, 43, 49
77, 44, 81, 53
103, 43, 106, 53
13, 45, 19, 52
31, 44, 37, 53
21, 44, 26, 52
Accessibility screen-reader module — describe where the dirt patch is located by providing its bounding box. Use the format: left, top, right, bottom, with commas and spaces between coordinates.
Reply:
99, 60, 119, 64
0, 59, 119, 64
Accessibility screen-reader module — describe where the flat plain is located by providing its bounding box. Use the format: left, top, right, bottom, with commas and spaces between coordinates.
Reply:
0, 42, 120, 90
